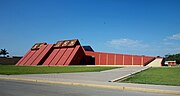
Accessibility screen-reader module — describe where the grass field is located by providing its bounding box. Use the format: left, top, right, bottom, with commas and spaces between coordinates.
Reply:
0, 65, 119, 75
120, 67, 180, 86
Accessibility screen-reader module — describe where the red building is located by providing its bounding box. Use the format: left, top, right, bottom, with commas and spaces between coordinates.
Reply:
165, 61, 176, 66
16, 39, 156, 66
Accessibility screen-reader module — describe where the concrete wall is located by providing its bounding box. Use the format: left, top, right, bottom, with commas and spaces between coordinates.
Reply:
146, 58, 163, 67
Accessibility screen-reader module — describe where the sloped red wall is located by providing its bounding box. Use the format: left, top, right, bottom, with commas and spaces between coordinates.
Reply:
17, 39, 155, 66
85, 51, 155, 66
16, 44, 53, 66
16, 39, 85, 66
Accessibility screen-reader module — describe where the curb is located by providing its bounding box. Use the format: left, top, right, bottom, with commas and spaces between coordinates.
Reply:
110, 66, 150, 82
0, 77, 180, 95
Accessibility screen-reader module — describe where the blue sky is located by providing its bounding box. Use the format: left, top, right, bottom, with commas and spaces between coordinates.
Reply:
0, 0, 180, 56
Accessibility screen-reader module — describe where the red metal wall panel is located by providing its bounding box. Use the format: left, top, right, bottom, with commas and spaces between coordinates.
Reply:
85, 51, 99, 65
116, 54, 123, 65
65, 46, 81, 65
143, 56, 154, 65
24, 50, 38, 66
43, 49, 60, 66
31, 44, 53, 66
92, 53, 99, 65
95, 53, 100, 65
124, 54, 132, 65
49, 48, 67, 66
85, 51, 155, 66
70, 47, 85, 65
108, 54, 114, 65
17, 39, 157, 66
143, 56, 152, 64
143, 56, 148, 64
25, 45, 47, 66
99, 53, 107, 65
133, 55, 142, 65
16, 50, 31, 66
22, 51, 36, 66
56, 48, 74, 66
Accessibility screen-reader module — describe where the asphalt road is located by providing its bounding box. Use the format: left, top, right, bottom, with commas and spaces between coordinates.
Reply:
0, 80, 177, 96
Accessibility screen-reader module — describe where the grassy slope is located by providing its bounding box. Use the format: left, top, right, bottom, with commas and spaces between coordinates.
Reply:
121, 67, 180, 86
0, 65, 119, 75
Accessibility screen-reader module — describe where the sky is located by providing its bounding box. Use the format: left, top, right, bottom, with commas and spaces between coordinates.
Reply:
0, 0, 180, 57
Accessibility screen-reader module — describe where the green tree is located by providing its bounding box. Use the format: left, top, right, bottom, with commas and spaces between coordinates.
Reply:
165, 53, 180, 64
0, 49, 9, 57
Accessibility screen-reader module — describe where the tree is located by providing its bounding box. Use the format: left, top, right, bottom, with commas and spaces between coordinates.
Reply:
165, 53, 180, 64
0, 49, 9, 57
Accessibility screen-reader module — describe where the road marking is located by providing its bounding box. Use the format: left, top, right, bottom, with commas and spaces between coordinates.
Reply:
0, 77, 180, 95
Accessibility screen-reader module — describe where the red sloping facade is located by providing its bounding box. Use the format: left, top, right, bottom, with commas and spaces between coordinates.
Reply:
21, 51, 36, 66
49, 48, 67, 66
31, 44, 53, 66
17, 39, 155, 66
65, 46, 80, 65
16, 44, 53, 66
67, 46, 85, 65
56, 48, 74, 66
16, 50, 31, 66
25, 45, 47, 66
43, 49, 60, 66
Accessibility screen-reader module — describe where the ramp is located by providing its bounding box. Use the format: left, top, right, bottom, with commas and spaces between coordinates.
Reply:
146, 58, 163, 67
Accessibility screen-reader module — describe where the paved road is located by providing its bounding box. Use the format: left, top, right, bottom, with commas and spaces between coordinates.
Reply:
0, 80, 177, 96
0, 66, 179, 94
0, 67, 149, 82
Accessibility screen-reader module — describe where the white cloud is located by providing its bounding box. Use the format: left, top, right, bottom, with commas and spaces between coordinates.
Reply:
106, 38, 151, 56
105, 37, 180, 56
168, 33, 180, 40
107, 38, 149, 48
163, 33, 180, 54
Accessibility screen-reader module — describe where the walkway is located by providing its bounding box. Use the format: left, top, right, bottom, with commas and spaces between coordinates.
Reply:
0, 67, 180, 95
147, 58, 163, 67
0, 67, 148, 82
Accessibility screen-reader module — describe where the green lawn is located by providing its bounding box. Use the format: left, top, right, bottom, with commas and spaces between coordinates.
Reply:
0, 65, 119, 75
120, 67, 180, 86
